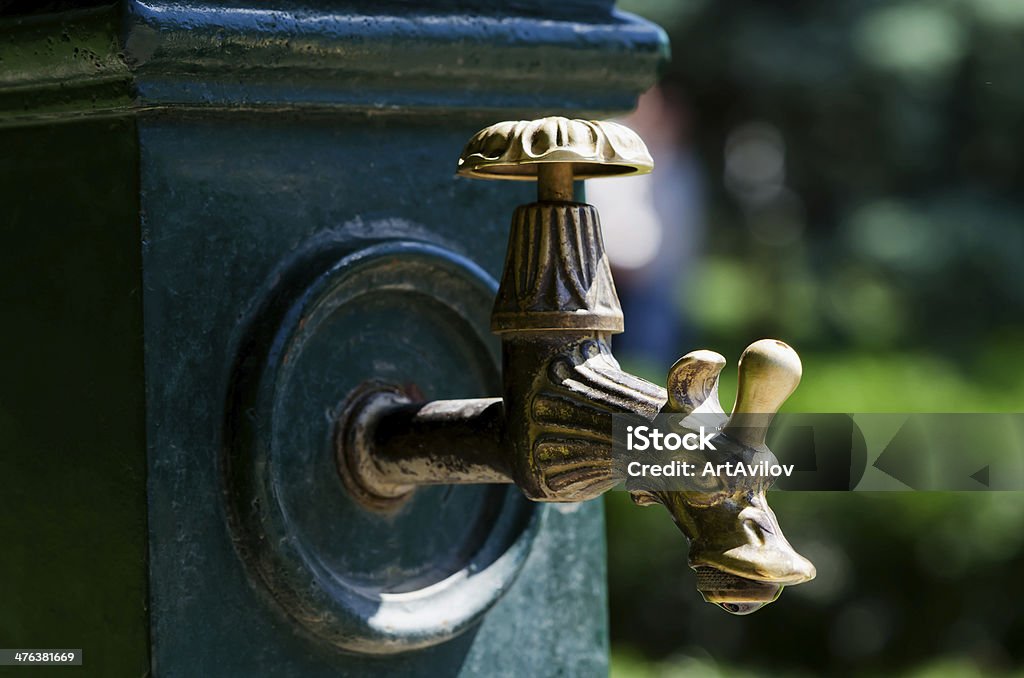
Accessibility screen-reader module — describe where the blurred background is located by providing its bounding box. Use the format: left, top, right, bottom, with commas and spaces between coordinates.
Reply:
595, 1, 1024, 675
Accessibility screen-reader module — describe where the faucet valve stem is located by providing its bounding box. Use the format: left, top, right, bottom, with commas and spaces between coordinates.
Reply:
537, 163, 575, 202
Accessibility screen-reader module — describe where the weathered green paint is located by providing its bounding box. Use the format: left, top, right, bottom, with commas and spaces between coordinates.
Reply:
0, 6, 132, 123
0, 2, 667, 127
0, 1, 665, 675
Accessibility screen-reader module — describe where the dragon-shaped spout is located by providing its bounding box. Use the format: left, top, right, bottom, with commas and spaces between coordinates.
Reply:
631, 341, 816, 613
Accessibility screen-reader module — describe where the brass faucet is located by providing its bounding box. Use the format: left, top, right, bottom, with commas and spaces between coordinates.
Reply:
335, 117, 815, 614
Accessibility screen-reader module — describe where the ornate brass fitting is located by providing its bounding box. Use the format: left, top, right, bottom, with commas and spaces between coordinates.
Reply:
336, 117, 815, 614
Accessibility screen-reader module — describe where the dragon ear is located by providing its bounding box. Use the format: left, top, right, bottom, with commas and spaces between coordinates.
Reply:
665, 350, 727, 416
723, 339, 802, 448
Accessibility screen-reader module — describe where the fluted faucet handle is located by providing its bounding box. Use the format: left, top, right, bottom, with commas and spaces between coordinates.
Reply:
456, 116, 654, 201
723, 339, 802, 449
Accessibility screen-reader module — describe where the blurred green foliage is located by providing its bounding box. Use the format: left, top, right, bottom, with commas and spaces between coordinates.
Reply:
607, 374, 1024, 675
629, 0, 1024, 355
607, 0, 1024, 675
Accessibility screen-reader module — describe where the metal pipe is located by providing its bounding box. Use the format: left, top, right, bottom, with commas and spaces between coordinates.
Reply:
370, 398, 512, 484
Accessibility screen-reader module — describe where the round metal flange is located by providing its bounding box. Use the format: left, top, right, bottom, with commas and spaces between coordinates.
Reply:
334, 382, 419, 514
223, 239, 539, 655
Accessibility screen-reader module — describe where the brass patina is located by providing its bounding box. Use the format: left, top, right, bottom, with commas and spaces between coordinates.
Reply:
457, 117, 654, 180
337, 116, 815, 614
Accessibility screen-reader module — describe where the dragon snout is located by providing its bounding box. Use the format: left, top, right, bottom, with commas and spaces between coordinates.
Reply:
688, 503, 814, 614
647, 491, 815, 614
687, 505, 816, 586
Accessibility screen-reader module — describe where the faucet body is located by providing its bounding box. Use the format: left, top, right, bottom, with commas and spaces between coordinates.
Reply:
496, 200, 664, 501
335, 117, 815, 613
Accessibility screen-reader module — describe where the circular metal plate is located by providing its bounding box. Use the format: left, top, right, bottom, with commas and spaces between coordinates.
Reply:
224, 240, 538, 654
